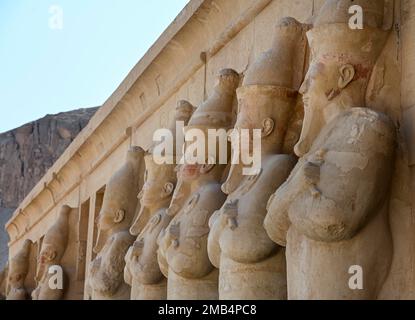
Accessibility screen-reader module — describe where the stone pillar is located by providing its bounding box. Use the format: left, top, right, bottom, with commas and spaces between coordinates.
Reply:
401, 0, 415, 193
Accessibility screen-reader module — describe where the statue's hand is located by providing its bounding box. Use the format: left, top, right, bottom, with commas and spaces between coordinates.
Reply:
303, 161, 320, 183
168, 222, 180, 248
223, 200, 239, 230
125, 238, 144, 270
303, 161, 323, 197
302, 149, 326, 196
132, 238, 145, 258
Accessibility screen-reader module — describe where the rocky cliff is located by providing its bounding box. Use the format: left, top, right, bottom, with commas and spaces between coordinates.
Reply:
0, 107, 98, 268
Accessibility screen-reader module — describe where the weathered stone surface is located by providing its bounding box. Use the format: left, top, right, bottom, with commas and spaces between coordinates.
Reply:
0, 108, 97, 270
0, 107, 98, 209
87, 147, 145, 300
0, 208, 13, 270
124, 101, 194, 300
158, 69, 239, 300
32, 205, 71, 300
265, 0, 397, 300
5, 0, 415, 301
6, 239, 32, 300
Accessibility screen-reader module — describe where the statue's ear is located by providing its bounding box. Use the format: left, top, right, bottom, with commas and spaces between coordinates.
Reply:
261, 118, 275, 137
338, 64, 355, 89
114, 209, 125, 223
44, 249, 57, 262
49, 251, 57, 261
163, 182, 175, 196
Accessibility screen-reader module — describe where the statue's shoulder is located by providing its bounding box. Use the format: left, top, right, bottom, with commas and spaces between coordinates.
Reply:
200, 181, 222, 194
313, 107, 396, 155
344, 107, 395, 133
256, 155, 296, 188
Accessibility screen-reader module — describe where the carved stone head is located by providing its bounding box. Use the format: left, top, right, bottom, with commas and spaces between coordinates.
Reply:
8, 239, 32, 288
141, 155, 176, 207
236, 17, 303, 154
222, 18, 304, 194
296, 0, 389, 156
175, 100, 196, 124
129, 100, 195, 232
96, 147, 145, 233
35, 205, 70, 281
129, 154, 177, 236
182, 69, 240, 182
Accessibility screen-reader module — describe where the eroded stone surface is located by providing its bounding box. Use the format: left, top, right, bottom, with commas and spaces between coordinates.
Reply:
87, 147, 145, 300
208, 17, 305, 300
158, 69, 239, 300
265, 0, 397, 300
124, 101, 194, 300
6, 239, 32, 300
31, 205, 71, 300
4, 0, 414, 301
0, 108, 97, 270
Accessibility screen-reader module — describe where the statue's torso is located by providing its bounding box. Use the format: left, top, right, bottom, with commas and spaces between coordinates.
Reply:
165, 182, 226, 280
129, 208, 171, 300
32, 268, 65, 300
217, 155, 295, 264
134, 209, 171, 283
287, 206, 392, 299
89, 230, 134, 300
6, 286, 27, 300
283, 108, 396, 299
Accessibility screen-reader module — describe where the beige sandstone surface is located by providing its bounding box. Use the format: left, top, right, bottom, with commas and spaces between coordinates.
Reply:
0, 108, 97, 271
3, 0, 415, 300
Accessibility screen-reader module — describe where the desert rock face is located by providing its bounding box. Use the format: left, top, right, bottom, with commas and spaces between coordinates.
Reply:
0, 208, 13, 270
4, 0, 414, 301
0, 107, 98, 269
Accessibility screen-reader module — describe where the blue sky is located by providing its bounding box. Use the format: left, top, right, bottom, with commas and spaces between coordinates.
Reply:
0, 0, 189, 133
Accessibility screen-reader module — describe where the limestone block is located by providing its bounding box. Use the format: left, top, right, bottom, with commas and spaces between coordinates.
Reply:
401, 0, 415, 109
403, 106, 415, 165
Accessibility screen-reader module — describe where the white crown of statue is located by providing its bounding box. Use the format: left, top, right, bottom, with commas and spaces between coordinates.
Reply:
308, 0, 389, 67
243, 16, 305, 95
42, 205, 70, 258
186, 69, 240, 131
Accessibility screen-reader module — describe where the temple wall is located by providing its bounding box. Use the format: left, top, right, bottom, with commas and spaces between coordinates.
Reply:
381, 0, 415, 299
5, 0, 413, 299
7, 0, 319, 251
